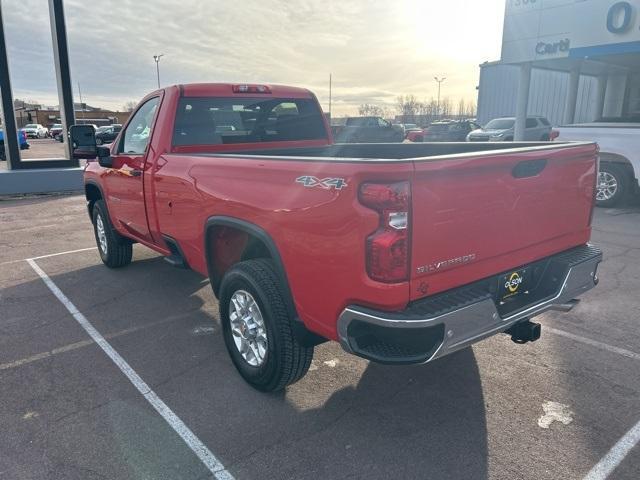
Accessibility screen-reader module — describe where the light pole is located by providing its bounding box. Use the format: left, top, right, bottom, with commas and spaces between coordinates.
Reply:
153, 54, 164, 89
328, 73, 332, 119
434, 76, 446, 119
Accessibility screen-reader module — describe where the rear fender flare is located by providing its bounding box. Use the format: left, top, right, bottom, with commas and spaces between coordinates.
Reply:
204, 216, 326, 347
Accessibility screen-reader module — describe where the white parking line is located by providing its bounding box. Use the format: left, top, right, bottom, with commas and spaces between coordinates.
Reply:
583, 420, 640, 480
26, 259, 234, 480
0, 312, 193, 371
29, 246, 98, 261
543, 326, 640, 479
0, 247, 97, 267
545, 326, 640, 361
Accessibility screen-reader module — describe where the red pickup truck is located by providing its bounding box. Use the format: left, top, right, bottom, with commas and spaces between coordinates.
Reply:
70, 83, 602, 392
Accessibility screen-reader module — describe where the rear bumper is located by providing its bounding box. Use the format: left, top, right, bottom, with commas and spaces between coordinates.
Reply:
338, 244, 602, 364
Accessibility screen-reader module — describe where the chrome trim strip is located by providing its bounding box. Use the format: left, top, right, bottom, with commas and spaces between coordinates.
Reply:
337, 252, 601, 363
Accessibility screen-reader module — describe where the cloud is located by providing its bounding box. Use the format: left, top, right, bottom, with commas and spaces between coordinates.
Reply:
3, 0, 504, 115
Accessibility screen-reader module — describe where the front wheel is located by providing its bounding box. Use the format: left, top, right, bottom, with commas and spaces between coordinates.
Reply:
596, 163, 630, 208
92, 200, 132, 268
219, 259, 314, 392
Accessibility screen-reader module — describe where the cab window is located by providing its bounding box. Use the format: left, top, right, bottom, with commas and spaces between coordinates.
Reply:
120, 97, 159, 154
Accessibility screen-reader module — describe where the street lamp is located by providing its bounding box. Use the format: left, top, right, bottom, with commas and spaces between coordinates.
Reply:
434, 76, 446, 119
153, 54, 164, 89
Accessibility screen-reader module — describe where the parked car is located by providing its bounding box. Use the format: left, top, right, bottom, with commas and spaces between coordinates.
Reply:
0, 129, 30, 160
467, 116, 552, 142
23, 123, 48, 139
94, 124, 122, 145
333, 116, 405, 143
400, 123, 421, 136
407, 120, 482, 142
49, 123, 64, 139
556, 120, 640, 207
72, 82, 601, 392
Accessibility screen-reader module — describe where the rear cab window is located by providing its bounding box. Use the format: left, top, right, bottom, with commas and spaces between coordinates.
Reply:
172, 97, 327, 146
525, 118, 538, 128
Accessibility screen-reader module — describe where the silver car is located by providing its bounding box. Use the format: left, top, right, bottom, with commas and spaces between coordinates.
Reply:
467, 116, 552, 142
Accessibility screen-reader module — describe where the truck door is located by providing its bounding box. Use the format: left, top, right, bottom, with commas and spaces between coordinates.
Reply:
103, 96, 160, 243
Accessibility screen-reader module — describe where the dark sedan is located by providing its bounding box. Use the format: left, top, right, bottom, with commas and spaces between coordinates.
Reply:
95, 124, 122, 145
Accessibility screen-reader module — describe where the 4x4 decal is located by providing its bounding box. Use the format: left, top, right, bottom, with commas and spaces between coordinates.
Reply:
295, 176, 348, 190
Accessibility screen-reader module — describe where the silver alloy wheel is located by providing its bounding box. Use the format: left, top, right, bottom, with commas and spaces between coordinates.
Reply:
96, 214, 108, 256
229, 290, 268, 367
596, 171, 618, 201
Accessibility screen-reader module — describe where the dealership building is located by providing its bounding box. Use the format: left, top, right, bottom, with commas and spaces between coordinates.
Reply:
477, 0, 640, 138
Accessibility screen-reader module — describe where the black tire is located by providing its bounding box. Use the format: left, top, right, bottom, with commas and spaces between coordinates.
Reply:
596, 163, 631, 208
219, 259, 313, 392
92, 200, 132, 268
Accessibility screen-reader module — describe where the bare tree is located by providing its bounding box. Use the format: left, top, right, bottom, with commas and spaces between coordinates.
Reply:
457, 99, 466, 117
465, 101, 477, 118
358, 103, 386, 117
396, 95, 422, 122
122, 100, 138, 112
440, 97, 452, 118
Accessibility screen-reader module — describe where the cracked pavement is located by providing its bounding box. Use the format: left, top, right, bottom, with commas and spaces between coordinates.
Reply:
1, 193, 639, 479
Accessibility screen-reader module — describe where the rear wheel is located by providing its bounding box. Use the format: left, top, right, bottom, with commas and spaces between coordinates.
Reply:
92, 200, 132, 268
219, 259, 314, 392
596, 163, 630, 208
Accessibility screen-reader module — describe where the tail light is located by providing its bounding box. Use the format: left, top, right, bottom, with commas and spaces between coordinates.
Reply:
359, 181, 411, 283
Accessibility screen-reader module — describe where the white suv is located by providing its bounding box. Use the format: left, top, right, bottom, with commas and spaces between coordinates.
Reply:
467, 116, 552, 142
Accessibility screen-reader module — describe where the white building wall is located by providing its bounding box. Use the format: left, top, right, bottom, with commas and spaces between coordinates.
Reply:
477, 63, 599, 126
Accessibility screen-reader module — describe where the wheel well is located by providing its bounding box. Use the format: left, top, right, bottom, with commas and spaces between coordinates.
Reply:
599, 152, 633, 167
85, 183, 102, 217
206, 224, 272, 295
205, 217, 328, 347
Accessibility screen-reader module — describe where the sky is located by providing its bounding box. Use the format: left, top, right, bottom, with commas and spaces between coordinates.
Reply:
3, 0, 505, 116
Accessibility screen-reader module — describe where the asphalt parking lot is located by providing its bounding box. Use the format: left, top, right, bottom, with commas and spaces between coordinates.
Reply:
0, 139, 66, 171
1, 193, 639, 480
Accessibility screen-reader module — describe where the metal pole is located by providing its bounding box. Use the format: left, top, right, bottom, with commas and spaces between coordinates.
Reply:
434, 77, 446, 119
329, 73, 332, 119
77, 81, 84, 119
153, 54, 164, 89
49, 0, 77, 163
0, 1, 21, 169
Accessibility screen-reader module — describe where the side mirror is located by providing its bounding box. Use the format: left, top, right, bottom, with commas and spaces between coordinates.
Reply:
69, 125, 97, 159
97, 146, 112, 167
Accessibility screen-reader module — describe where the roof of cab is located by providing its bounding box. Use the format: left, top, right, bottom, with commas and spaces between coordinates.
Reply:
176, 83, 314, 99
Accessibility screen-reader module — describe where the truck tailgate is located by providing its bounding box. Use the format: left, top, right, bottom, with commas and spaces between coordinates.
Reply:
409, 143, 597, 301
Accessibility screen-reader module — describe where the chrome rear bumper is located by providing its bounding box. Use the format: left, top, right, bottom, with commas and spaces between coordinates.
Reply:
338, 244, 602, 364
